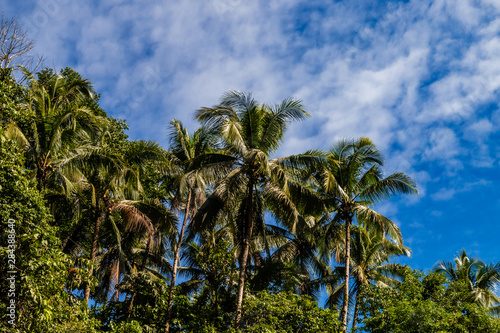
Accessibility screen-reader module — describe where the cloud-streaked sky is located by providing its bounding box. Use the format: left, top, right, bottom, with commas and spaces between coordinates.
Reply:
4, 0, 499, 273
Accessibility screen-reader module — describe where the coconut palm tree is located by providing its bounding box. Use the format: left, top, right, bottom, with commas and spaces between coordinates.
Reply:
317, 138, 417, 331
113, 197, 178, 318
268, 214, 330, 298
433, 250, 500, 314
192, 91, 312, 327
16, 67, 103, 191
93, 201, 156, 302
323, 224, 410, 330
79, 139, 171, 304
163, 119, 232, 332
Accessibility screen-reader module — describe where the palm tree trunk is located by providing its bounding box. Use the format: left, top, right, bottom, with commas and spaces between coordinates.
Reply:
107, 262, 120, 302
36, 163, 46, 192
341, 215, 352, 332
165, 190, 192, 333
235, 180, 254, 328
112, 263, 120, 302
352, 292, 360, 331
84, 206, 103, 305
127, 293, 136, 319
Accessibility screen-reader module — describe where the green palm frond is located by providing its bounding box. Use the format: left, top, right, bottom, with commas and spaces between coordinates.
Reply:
322, 168, 350, 202
354, 205, 403, 245
258, 98, 310, 153
261, 182, 299, 233
4, 121, 29, 148
357, 172, 418, 204
322, 224, 409, 321
124, 140, 167, 171
272, 149, 327, 175
433, 250, 500, 310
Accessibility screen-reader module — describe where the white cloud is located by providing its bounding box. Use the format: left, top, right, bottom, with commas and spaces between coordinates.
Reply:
431, 210, 442, 217
3, 0, 498, 200
464, 119, 493, 139
423, 127, 460, 161
431, 178, 491, 201
431, 187, 456, 201
409, 221, 424, 228
481, 0, 500, 11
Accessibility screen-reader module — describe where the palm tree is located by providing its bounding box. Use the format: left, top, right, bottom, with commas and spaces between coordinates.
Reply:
433, 250, 500, 314
115, 198, 178, 318
269, 214, 330, 298
178, 227, 238, 304
163, 119, 232, 332
79, 139, 170, 304
317, 138, 417, 331
15, 67, 102, 191
93, 200, 156, 302
192, 91, 311, 327
323, 224, 410, 330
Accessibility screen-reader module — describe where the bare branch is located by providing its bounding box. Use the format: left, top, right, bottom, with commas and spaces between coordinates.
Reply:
0, 13, 44, 78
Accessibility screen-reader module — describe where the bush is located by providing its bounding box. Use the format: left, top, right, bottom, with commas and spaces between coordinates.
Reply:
240, 291, 341, 333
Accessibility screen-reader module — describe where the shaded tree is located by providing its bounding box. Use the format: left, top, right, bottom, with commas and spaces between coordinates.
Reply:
78, 138, 172, 304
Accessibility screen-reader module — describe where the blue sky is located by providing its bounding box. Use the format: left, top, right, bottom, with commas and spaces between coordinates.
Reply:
3, 0, 499, 273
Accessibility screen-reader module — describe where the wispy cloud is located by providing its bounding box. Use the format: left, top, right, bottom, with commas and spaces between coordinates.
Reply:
9, 1, 498, 162
431, 179, 491, 201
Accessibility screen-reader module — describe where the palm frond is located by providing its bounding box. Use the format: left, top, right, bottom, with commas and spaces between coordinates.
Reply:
358, 172, 418, 204
355, 205, 403, 245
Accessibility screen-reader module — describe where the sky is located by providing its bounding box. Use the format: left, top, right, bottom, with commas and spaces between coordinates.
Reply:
3, 0, 499, 274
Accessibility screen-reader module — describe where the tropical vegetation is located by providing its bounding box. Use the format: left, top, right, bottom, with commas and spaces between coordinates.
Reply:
1, 17, 499, 332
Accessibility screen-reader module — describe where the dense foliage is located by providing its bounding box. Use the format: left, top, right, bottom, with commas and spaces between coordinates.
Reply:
0, 131, 99, 332
0, 22, 499, 332
358, 267, 500, 332
240, 291, 341, 332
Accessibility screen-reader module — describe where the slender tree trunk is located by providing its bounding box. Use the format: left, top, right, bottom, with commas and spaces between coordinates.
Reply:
36, 163, 46, 192
341, 215, 352, 332
299, 271, 312, 296
165, 190, 192, 333
352, 292, 360, 331
112, 263, 120, 302
235, 180, 254, 329
84, 206, 103, 305
107, 262, 120, 302
253, 253, 262, 267
127, 293, 136, 319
